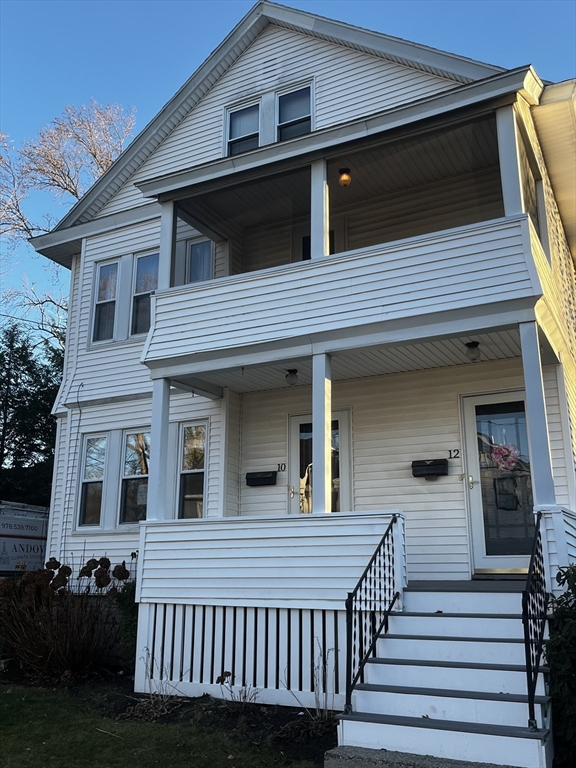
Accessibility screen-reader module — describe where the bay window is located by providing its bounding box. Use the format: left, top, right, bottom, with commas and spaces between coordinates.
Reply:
120, 431, 151, 523
79, 435, 107, 526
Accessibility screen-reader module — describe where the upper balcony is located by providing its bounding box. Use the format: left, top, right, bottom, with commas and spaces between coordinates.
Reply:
141, 111, 545, 378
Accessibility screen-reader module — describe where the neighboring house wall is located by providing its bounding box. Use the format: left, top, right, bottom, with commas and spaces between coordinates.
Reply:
96, 25, 460, 218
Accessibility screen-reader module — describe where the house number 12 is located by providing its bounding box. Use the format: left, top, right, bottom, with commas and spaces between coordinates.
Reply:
449, 449, 460, 459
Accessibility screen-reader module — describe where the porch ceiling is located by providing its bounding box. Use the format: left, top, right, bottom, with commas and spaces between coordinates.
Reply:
174, 329, 523, 394
179, 115, 499, 234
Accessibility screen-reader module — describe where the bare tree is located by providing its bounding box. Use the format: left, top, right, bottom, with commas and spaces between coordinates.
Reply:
1, 99, 135, 246
1, 100, 135, 349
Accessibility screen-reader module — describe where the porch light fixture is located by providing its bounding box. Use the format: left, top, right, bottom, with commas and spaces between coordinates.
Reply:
338, 168, 352, 187
465, 341, 481, 363
285, 369, 299, 386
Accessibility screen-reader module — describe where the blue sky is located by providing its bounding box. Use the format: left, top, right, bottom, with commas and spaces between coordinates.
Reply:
1, 0, 575, 309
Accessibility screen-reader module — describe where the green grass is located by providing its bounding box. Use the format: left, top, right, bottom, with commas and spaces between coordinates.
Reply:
0, 684, 318, 768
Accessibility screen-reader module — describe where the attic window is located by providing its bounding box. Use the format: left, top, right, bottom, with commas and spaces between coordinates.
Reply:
228, 104, 259, 156
278, 87, 311, 141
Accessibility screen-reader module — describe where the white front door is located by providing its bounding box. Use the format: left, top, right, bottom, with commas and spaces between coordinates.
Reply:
463, 392, 535, 573
288, 411, 351, 514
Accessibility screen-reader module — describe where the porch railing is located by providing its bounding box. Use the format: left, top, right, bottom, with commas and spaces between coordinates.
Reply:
345, 513, 400, 712
521, 510, 549, 730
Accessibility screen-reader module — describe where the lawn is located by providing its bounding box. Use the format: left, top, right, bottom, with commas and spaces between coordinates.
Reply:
0, 681, 334, 768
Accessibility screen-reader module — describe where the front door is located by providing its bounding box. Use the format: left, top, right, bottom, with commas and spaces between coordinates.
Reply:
463, 392, 535, 573
288, 411, 351, 514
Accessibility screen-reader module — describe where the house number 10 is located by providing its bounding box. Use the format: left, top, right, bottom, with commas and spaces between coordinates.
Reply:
277, 463, 286, 472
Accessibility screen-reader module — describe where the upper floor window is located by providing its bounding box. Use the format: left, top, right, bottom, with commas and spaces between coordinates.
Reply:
188, 240, 212, 283
120, 431, 150, 523
93, 262, 118, 342
228, 104, 259, 156
79, 435, 107, 526
131, 253, 159, 335
278, 87, 311, 142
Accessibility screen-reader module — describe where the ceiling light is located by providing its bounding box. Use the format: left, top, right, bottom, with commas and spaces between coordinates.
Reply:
285, 369, 299, 386
338, 168, 352, 187
465, 341, 481, 363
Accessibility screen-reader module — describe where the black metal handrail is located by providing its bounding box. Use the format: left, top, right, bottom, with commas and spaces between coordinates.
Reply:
521, 510, 549, 731
345, 513, 399, 712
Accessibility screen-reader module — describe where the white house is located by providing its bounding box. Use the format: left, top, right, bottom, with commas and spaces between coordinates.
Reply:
31, 3, 576, 766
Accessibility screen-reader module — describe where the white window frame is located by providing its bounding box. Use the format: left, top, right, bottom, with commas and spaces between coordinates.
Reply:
276, 84, 313, 143
119, 428, 151, 525
178, 421, 209, 519
186, 238, 214, 284
92, 260, 120, 344
77, 433, 108, 528
226, 101, 261, 157
130, 250, 160, 337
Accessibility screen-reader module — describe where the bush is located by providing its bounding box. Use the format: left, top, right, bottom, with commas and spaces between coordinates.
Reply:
116, 578, 138, 665
546, 565, 576, 768
0, 555, 137, 680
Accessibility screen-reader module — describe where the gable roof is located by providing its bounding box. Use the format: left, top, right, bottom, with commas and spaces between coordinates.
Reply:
52, 0, 504, 232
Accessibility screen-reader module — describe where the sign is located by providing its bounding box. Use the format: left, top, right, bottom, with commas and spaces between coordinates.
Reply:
0, 514, 48, 573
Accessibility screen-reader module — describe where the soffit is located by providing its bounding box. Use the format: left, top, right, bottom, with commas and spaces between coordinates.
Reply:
175, 330, 522, 394
532, 80, 576, 263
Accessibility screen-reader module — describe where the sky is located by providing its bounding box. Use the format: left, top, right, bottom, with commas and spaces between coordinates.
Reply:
1, 0, 575, 318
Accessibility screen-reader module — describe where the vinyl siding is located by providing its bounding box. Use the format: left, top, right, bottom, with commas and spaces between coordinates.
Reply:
48, 394, 223, 566
238, 359, 566, 580
97, 25, 458, 217
145, 217, 537, 364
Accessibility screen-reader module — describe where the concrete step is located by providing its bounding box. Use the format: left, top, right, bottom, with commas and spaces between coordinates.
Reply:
352, 684, 548, 728
387, 612, 524, 638
364, 657, 548, 696
402, 590, 522, 614
376, 634, 526, 665
338, 713, 550, 768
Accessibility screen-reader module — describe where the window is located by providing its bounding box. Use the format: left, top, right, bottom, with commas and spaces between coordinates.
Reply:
93, 262, 118, 342
179, 425, 206, 518
79, 436, 107, 526
278, 87, 311, 142
131, 253, 159, 335
120, 431, 150, 523
228, 104, 259, 156
187, 241, 212, 283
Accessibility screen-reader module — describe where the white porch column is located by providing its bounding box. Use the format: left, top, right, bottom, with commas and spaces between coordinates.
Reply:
312, 353, 332, 514
496, 106, 524, 216
147, 377, 171, 520
158, 201, 176, 290
310, 159, 330, 259
519, 321, 556, 507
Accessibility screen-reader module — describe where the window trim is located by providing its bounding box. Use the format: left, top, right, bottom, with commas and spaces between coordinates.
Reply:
92, 260, 119, 344
276, 85, 312, 143
178, 421, 208, 520
186, 238, 214, 284
119, 428, 151, 525
77, 433, 108, 528
130, 250, 159, 337
226, 101, 261, 157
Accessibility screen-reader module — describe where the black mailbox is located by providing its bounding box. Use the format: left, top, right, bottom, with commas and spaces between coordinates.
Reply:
411, 459, 449, 481
246, 471, 277, 487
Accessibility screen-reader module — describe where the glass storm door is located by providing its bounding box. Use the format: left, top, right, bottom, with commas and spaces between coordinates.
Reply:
464, 393, 534, 573
288, 412, 350, 514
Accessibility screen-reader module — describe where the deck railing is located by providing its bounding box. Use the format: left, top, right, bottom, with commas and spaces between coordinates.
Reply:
521, 510, 549, 730
345, 513, 400, 712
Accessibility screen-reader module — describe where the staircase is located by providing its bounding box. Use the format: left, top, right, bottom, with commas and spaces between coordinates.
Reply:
339, 585, 552, 768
